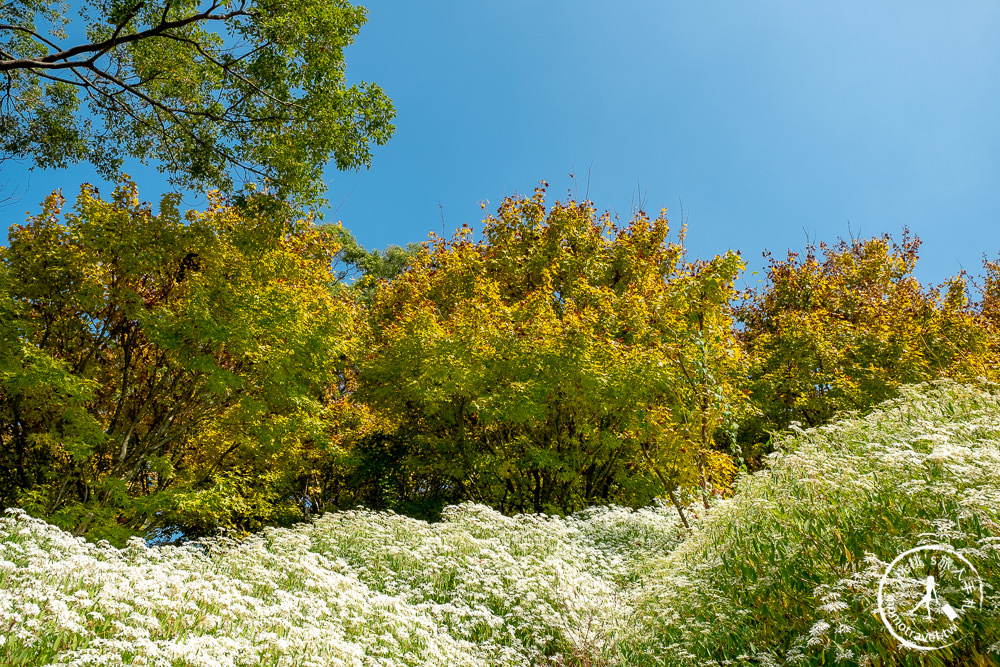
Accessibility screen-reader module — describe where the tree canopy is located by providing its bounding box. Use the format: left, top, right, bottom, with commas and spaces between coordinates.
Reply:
0, 179, 356, 543
736, 233, 992, 448
0, 0, 394, 204
5, 178, 1000, 544
348, 187, 746, 522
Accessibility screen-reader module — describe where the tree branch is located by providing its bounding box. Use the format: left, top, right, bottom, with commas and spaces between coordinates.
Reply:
82, 62, 271, 180
0, 1, 251, 72
0, 23, 62, 51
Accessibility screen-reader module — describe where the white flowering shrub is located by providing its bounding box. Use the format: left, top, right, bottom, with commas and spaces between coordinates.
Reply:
626, 379, 1000, 666
3, 380, 1000, 666
0, 495, 687, 665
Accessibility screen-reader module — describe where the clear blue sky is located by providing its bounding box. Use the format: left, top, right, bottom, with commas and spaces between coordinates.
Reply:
3, 1, 999, 287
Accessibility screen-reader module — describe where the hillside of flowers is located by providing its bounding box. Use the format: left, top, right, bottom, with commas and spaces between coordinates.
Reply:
3, 379, 1000, 666
0, 497, 695, 666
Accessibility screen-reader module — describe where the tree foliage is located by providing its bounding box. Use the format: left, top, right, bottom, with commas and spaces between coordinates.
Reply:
0, 0, 394, 204
736, 233, 992, 449
0, 179, 354, 543
7, 177, 1000, 544
326, 224, 421, 302
348, 187, 746, 521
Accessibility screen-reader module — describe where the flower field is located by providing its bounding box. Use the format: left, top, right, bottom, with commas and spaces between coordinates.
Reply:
3, 380, 1000, 666
0, 497, 693, 665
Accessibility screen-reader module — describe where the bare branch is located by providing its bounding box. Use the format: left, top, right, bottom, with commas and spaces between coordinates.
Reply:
0, 180, 24, 209
160, 0, 173, 26
27, 68, 85, 87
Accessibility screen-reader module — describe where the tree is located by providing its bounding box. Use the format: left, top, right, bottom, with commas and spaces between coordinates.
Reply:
0, 0, 394, 204
0, 179, 356, 544
349, 186, 746, 523
737, 232, 990, 451
325, 224, 422, 303
656, 253, 748, 509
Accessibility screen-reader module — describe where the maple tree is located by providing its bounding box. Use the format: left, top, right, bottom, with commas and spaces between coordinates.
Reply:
736, 232, 991, 450
0, 179, 355, 543
349, 186, 746, 523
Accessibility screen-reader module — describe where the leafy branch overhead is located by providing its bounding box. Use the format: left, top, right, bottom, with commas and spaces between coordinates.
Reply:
0, 0, 395, 203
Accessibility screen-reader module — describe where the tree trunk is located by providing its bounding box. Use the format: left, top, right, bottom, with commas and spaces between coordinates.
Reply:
698, 390, 711, 510
637, 441, 690, 530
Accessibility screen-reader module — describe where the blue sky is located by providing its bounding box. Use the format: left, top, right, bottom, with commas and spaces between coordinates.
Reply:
3, 1, 999, 287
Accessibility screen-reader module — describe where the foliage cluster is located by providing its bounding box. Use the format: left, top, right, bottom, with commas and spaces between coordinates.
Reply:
349, 185, 746, 521
2, 181, 1000, 546
1, 0, 394, 205
737, 233, 992, 451
0, 179, 355, 544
